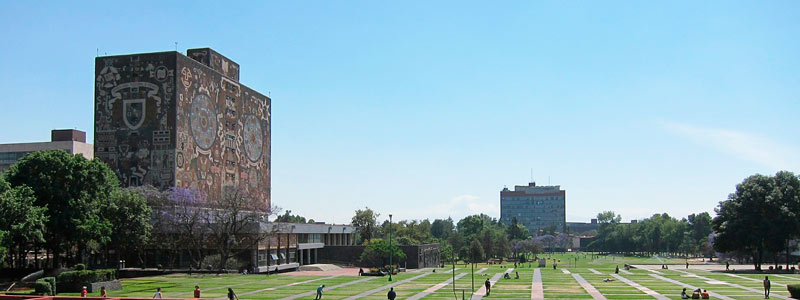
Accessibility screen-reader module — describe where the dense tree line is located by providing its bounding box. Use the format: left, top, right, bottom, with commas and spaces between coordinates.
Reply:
586, 211, 713, 257
0, 150, 275, 270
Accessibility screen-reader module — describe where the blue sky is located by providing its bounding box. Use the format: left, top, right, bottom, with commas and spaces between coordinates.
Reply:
1, 1, 799, 224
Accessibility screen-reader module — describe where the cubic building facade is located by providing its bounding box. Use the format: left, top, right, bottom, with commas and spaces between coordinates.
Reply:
94, 48, 270, 206
500, 182, 566, 233
0, 129, 93, 173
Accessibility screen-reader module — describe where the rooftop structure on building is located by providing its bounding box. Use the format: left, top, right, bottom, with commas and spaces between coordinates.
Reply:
500, 181, 566, 234
0, 129, 93, 172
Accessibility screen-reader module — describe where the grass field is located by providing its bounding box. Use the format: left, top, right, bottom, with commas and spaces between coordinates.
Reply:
52, 254, 800, 300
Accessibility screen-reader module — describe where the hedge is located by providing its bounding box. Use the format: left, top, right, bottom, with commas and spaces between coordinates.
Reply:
34, 277, 56, 296
788, 284, 800, 299
57, 269, 116, 286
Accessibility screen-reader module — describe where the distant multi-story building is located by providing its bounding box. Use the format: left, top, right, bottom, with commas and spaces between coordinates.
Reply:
0, 129, 93, 173
500, 182, 566, 233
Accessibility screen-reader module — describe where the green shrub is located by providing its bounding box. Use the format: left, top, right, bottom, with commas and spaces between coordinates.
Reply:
74, 264, 86, 271
57, 269, 116, 286
34, 277, 55, 296
788, 284, 800, 299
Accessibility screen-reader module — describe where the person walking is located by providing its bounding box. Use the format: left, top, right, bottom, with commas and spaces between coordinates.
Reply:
100, 286, 108, 298
194, 286, 201, 298
227, 288, 239, 300
726, 261, 730, 271
387, 287, 396, 300
81, 286, 88, 298
615, 266, 619, 274
764, 276, 771, 299
315, 285, 325, 300
153, 287, 163, 299
484, 278, 491, 296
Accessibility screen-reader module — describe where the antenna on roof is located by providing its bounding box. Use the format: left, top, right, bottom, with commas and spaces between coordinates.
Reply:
96, 48, 99, 57
174, 42, 178, 51
530, 168, 533, 183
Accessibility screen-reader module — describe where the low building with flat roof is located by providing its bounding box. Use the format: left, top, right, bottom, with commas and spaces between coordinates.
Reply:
0, 129, 93, 172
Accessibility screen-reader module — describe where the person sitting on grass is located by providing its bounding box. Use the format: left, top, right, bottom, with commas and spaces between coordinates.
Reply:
692, 288, 701, 299
701, 289, 710, 299
681, 288, 690, 299
504, 272, 510, 279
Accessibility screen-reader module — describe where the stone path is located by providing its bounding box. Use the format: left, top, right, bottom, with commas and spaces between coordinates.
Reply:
724, 273, 787, 287
174, 276, 277, 298
445, 268, 461, 273
572, 273, 607, 300
471, 268, 514, 300
611, 274, 669, 300
772, 274, 800, 282
588, 268, 602, 274
342, 272, 432, 300
476, 267, 488, 274
279, 277, 376, 300
673, 270, 790, 299
406, 273, 467, 300
649, 274, 736, 300
619, 269, 632, 275
561, 268, 571, 274
531, 268, 544, 300
230, 276, 337, 299
645, 269, 663, 275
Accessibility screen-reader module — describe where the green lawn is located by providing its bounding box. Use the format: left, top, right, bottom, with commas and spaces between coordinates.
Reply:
50, 253, 798, 300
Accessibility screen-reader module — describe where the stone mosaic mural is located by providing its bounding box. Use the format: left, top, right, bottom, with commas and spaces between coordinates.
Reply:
94, 50, 270, 206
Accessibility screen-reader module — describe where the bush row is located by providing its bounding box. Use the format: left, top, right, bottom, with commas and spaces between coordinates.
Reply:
788, 284, 800, 299
57, 269, 116, 286
34, 277, 56, 296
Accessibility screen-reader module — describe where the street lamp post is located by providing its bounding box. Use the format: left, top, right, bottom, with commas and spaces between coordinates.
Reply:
388, 214, 393, 282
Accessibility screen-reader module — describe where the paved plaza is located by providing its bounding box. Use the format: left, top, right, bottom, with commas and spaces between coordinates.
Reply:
58, 258, 800, 300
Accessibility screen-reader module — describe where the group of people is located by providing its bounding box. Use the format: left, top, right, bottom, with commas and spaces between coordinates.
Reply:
79, 286, 107, 298
679, 276, 771, 299
147, 286, 238, 300
681, 288, 710, 299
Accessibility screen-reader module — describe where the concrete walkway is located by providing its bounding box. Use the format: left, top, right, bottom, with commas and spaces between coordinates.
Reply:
561, 268, 571, 274
476, 267, 488, 274
229, 276, 338, 299
644, 269, 663, 275
531, 268, 544, 300
611, 274, 669, 300
471, 268, 514, 300
445, 268, 461, 273
649, 274, 736, 300
588, 268, 602, 274
724, 273, 787, 287
406, 272, 467, 300
619, 269, 632, 275
672, 270, 790, 299
279, 276, 376, 300
342, 272, 432, 300
572, 273, 607, 300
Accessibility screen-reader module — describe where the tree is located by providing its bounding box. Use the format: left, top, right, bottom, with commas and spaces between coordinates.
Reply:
106, 188, 152, 268
457, 215, 485, 239
0, 182, 47, 267
275, 210, 307, 223
468, 239, 485, 263
206, 186, 276, 270
688, 212, 712, 247
359, 238, 406, 268
506, 217, 529, 241
431, 218, 455, 239
712, 173, 788, 269
352, 207, 380, 244
4, 150, 119, 267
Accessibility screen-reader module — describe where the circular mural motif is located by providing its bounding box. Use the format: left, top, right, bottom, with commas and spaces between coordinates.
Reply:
190, 94, 217, 150
243, 115, 264, 162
